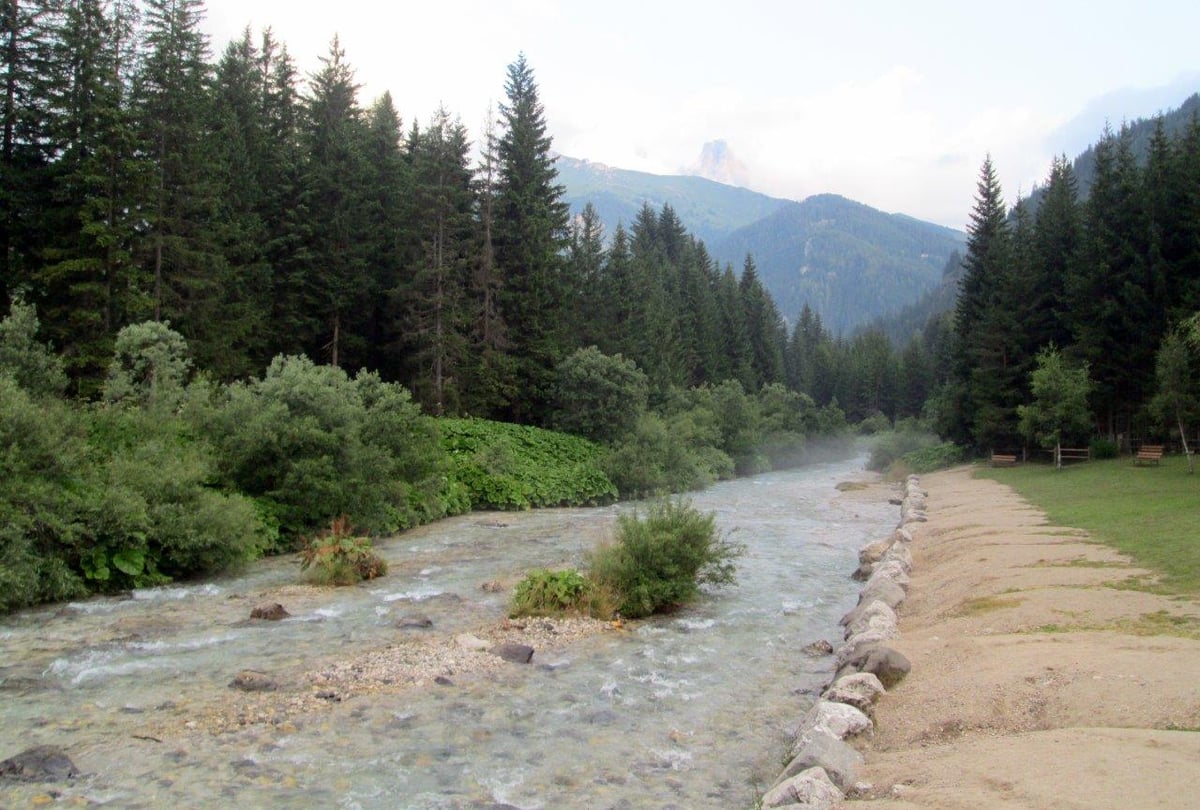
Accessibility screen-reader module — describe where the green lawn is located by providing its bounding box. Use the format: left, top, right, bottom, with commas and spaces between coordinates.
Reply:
977, 455, 1200, 595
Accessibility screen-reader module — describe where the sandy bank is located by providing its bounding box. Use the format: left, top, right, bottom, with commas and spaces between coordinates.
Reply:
844, 466, 1200, 809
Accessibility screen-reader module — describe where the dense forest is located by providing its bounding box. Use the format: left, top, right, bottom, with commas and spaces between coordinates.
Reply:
912, 119, 1200, 453
0, 0, 878, 612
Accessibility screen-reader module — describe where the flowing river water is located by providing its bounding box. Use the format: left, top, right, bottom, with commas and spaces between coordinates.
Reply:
0, 457, 895, 809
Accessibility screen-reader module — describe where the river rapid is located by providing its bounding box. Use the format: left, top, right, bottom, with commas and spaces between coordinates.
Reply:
0, 456, 895, 809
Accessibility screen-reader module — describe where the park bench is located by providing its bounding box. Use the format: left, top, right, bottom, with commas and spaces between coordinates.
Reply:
1134, 445, 1164, 466
1057, 447, 1090, 464
991, 453, 1017, 467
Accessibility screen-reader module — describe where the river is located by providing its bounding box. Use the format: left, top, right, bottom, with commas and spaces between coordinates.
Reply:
0, 456, 894, 809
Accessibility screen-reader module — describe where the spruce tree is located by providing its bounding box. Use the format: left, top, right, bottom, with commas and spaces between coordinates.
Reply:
493, 53, 569, 423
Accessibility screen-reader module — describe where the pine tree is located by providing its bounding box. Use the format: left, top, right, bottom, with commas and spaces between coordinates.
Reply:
954, 155, 1017, 450
493, 53, 570, 423
739, 254, 786, 389
299, 36, 370, 368
1030, 155, 1080, 353
568, 201, 605, 349
33, 0, 149, 391
401, 107, 475, 415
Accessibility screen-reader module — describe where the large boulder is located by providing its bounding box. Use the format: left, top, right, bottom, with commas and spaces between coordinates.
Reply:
823, 672, 886, 715
794, 699, 874, 747
843, 600, 898, 640
856, 576, 906, 611
838, 644, 912, 688
778, 729, 863, 789
866, 560, 909, 591
0, 746, 79, 782
761, 766, 843, 809
880, 541, 912, 573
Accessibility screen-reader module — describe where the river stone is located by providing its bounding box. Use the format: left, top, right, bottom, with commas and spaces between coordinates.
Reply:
229, 670, 278, 692
866, 560, 909, 591
795, 700, 873, 744
881, 542, 913, 573
839, 644, 912, 689
844, 601, 898, 641
858, 537, 894, 567
249, 602, 289, 621
777, 729, 863, 789
455, 634, 491, 651
823, 672, 886, 714
0, 746, 80, 782
892, 527, 913, 544
801, 639, 834, 657
857, 575, 906, 610
396, 614, 434, 630
490, 643, 534, 664
761, 766, 843, 809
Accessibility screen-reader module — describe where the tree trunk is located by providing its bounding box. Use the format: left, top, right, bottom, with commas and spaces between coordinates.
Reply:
330, 311, 339, 368
1178, 414, 1194, 474
1055, 440, 1062, 470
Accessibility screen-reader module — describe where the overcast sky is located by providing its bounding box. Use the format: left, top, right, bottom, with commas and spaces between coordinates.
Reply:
201, 0, 1200, 230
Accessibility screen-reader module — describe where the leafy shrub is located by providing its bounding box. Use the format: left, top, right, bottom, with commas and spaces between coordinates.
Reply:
511, 568, 587, 616
551, 347, 648, 443
601, 411, 731, 498
590, 500, 742, 619
197, 356, 466, 538
856, 412, 891, 435
440, 417, 617, 510
867, 428, 942, 472
1090, 437, 1119, 459
901, 442, 964, 473
300, 516, 388, 586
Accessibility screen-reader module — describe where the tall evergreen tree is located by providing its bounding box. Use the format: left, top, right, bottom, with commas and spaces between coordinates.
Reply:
954, 155, 1017, 450
299, 36, 370, 368
401, 107, 475, 415
739, 254, 786, 389
493, 53, 569, 423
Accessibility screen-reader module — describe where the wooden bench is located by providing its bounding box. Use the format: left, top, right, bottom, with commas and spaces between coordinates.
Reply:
991, 453, 1017, 467
1058, 447, 1090, 464
1134, 445, 1164, 466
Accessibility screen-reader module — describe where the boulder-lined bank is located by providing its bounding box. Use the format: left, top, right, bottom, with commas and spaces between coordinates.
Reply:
762, 475, 924, 808
834, 467, 1200, 809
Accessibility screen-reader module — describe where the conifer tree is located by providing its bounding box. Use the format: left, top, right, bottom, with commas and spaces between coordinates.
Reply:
300, 36, 370, 368
739, 254, 786, 389
493, 53, 569, 423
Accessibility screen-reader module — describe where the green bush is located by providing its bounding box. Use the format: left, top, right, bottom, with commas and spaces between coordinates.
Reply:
856, 412, 891, 435
551, 347, 648, 443
511, 568, 587, 616
299, 516, 388, 586
1090, 437, 1119, 459
440, 417, 617, 510
901, 441, 964, 473
867, 428, 942, 472
601, 411, 731, 498
197, 356, 466, 538
590, 500, 742, 619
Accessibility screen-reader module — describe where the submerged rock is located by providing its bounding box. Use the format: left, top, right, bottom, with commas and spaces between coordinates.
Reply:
801, 639, 834, 657
0, 745, 80, 782
229, 670, 278, 692
396, 614, 433, 630
491, 643, 534, 664
249, 603, 289, 621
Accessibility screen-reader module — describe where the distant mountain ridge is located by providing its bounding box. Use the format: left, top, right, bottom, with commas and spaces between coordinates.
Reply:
555, 155, 787, 247
556, 154, 966, 334
710, 195, 966, 334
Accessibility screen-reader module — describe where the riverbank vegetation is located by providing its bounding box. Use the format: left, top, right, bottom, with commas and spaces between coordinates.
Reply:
980, 457, 1200, 594
510, 500, 742, 620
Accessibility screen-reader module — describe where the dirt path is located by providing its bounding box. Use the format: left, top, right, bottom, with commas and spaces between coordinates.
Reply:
845, 466, 1200, 809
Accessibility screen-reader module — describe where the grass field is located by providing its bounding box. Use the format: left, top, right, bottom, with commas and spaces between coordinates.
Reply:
977, 455, 1200, 595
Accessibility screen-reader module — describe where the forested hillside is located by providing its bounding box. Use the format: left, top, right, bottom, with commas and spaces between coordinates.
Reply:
558, 160, 966, 336
556, 156, 788, 247
711, 195, 964, 334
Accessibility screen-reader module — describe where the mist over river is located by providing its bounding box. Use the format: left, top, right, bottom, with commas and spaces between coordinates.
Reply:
0, 456, 895, 809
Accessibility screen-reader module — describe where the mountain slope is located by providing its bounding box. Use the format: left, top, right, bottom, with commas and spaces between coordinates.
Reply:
711, 195, 965, 333
555, 155, 788, 246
